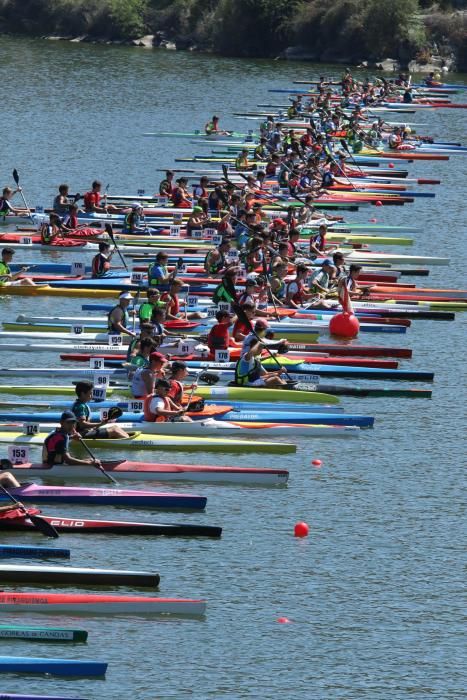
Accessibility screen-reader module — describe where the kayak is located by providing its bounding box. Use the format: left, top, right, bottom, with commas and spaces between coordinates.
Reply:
0, 420, 360, 438
0, 384, 341, 404
0, 544, 70, 558
0, 564, 160, 587
4, 460, 289, 485
0, 625, 87, 643
0, 483, 207, 510
0, 655, 107, 677
0, 692, 87, 699
0, 430, 296, 454
0, 513, 222, 537
0, 410, 373, 428
0, 592, 206, 616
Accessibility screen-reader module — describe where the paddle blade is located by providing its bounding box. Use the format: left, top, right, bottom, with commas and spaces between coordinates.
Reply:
28, 514, 60, 538
12, 169, 19, 186
107, 406, 123, 420
105, 223, 114, 239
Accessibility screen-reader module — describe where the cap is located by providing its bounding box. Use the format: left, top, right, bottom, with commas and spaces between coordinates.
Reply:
192, 206, 203, 213
147, 288, 161, 296
131, 202, 142, 209
273, 218, 287, 226
60, 410, 77, 422
255, 319, 269, 330
150, 351, 167, 363
119, 292, 133, 300
322, 258, 332, 266
1, 247, 15, 256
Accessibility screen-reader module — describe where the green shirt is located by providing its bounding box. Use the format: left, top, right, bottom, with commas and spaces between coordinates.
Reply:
0, 261, 11, 285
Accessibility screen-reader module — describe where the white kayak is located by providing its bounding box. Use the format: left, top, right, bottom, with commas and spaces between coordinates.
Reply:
0, 418, 359, 438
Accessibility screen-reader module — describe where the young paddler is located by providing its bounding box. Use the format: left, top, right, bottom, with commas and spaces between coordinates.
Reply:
71, 382, 129, 439
42, 410, 103, 467
0, 247, 35, 287
108, 291, 136, 338
144, 378, 193, 423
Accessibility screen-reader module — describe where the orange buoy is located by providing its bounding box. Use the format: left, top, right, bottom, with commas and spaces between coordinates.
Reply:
329, 312, 360, 338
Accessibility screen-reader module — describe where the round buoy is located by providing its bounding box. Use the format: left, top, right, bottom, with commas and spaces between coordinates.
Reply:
311, 459, 322, 467
329, 312, 360, 338
375, 200, 383, 207
294, 522, 309, 538
277, 616, 291, 624
388, 162, 394, 168
369, 217, 377, 223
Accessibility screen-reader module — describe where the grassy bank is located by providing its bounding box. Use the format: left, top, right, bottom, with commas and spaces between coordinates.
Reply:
0, 0, 465, 70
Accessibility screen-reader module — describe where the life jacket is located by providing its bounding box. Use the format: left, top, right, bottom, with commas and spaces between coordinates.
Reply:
124, 211, 139, 232
234, 356, 262, 385
0, 261, 10, 282
92, 253, 110, 278
126, 336, 139, 361
204, 248, 225, 274
207, 323, 229, 352
0, 198, 10, 215
132, 366, 151, 398
147, 262, 167, 286
143, 393, 171, 422
43, 429, 68, 465
40, 223, 57, 245
321, 171, 334, 187
107, 304, 129, 333
168, 379, 184, 404
272, 275, 285, 298
212, 281, 234, 305
286, 279, 304, 304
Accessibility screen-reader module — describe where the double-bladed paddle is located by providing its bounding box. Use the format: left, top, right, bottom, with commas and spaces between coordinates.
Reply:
0, 479, 59, 538
105, 223, 129, 271
12, 169, 33, 220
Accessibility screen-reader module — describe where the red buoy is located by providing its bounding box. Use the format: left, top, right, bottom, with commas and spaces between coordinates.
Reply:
369, 217, 377, 223
329, 312, 360, 338
311, 459, 322, 467
375, 200, 383, 207
388, 162, 395, 168
294, 522, 309, 538
277, 616, 291, 624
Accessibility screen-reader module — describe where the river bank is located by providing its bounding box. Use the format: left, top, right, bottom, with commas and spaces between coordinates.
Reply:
0, 0, 465, 70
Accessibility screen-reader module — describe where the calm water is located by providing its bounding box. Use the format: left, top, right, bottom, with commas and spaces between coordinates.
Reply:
0, 36, 466, 699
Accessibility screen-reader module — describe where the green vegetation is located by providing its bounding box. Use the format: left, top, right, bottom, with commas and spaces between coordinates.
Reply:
0, 0, 465, 69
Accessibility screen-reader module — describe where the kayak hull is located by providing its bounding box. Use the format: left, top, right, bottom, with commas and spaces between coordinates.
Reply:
0, 625, 87, 643
0, 564, 160, 587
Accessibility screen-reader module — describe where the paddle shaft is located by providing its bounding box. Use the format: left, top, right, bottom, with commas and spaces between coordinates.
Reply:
12, 169, 33, 218
75, 435, 118, 485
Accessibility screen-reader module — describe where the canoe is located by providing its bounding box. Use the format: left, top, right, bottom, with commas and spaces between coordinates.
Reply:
0, 564, 160, 587
0, 592, 206, 616
0, 625, 87, 643
0, 384, 340, 404
0, 544, 69, 559
0, 514, 222, 537
0, 430, 295, 454
0, 484, 207, 510
0, 655, 106, 677
4, 460, 289, 485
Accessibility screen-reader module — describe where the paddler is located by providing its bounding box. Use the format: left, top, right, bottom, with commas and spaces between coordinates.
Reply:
285, 263, 315, 308
0, 469, 21, 489
107, 291, 137, 338
0, 247, 35, 287
235, 149, 250, 171
308, 224, 336, 259
232, 302, 255, 342
148, 251, 171, 288
254, 138, 269, 161
168, 361, 190, 405
39, 213, 66, 245
171, 178, 192, 208
127, 336, 157, 378
308, 259, 335, 296
42, 410, 102, 467
204, 237, 232, 276
71, 382, 129, 439
212, 267, 239, 305
193, 176, 210, 201
158, 170, 174, 198
337, 264, 371, 300
122, 202, 144, 234
138, 288, 166, 324
0, 186, 27, 216
205, 115, 225, 136
53, 184, 72, 218
186, 205, 208, 237
235, 333, 287, 388
207, 310, 233, 354
91, 242, 113, 278
131, 351, 169, 398
143, 378, 192, 423
83, 180, 119, 214
127, 322, 160, 361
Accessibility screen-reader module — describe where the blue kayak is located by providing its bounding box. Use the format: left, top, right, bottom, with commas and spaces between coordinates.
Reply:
0, 545, 70, 559
0, 694, 88, 700
0, 410, 373, 428
0, 656, 107, 676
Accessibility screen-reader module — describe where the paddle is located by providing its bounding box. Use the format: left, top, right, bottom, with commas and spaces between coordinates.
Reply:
232, 303, 294, 383
12, 169, 33, 220
74, 433, 119, 485
0, 481, 59, 538
180, 370, 202, 416
132, 286, 142, 334
105, 223, 128, 271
